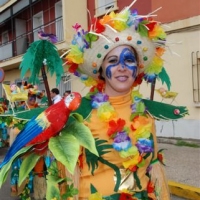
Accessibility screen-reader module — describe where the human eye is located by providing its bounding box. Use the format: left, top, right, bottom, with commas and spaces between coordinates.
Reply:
108, 57, 118, 64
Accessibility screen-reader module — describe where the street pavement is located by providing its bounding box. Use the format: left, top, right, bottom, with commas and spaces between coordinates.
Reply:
0, 141, 199, 200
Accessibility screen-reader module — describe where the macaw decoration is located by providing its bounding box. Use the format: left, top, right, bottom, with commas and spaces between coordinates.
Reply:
38, 30, 58, 44
0, 92, 81, 169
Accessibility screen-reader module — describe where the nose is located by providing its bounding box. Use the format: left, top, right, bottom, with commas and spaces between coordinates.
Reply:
117, 64, 126, 71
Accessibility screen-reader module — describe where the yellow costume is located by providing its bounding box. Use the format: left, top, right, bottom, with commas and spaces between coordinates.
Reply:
78, 91, 170, 199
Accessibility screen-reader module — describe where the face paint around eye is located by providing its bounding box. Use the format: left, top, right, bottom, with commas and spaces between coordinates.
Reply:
105, 48, 138, 79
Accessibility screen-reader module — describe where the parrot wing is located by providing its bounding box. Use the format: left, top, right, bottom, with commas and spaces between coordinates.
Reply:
0, 115, 46, 169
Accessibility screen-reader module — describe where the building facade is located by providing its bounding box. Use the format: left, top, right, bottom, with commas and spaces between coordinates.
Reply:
0, 0, 199, 139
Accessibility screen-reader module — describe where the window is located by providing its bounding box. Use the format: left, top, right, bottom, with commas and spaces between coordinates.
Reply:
191, 51, 200, 105
33, 11, 44, 41
95, 0, 118, 16
2, 31, 9, 44
58, 73, 71, 97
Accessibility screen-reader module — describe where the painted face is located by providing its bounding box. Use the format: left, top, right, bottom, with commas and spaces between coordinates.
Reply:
102, 45, 138, 96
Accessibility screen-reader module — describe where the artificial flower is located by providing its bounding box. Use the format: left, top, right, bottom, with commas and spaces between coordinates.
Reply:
131, 121, 152, 140
136, 138, 153, 153
88, 192, 104, 200
82, 77, 98, 87
100, 11, 115, 27
122, 152, 141, 169
66, 45, 84, 64
119, 145, 138, 158
91, 92, 109, 109
113, 131, 132, 151
113, 10, 130, 31
157, 149, 166, 165
97, 102, 117, 122
147, 181, 155, 193
68, 63, 78, 73
72, 23, 81, 32
91, 18, 105, 33
119, 192, 136, 200
145, 56, 163, 74
107, 118, 126, 137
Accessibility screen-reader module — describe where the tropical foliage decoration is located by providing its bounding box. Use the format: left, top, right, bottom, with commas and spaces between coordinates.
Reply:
19, 40, 64, 86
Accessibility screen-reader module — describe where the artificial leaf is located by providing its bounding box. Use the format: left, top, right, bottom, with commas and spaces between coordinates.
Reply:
49, 134, 79, 174
0, 146, 32, 188
20, 40, 64, 86
46, 182, 60, 200
137, 20, 149, 37
158, 67, 171, 91
62, 121, 98, 157
90, 184, 98, 194
85, 33, 98, 48
85, 138, 112, 175
136, 101, 146, 113
70, 112, 83, 122
18, 153, 41, 186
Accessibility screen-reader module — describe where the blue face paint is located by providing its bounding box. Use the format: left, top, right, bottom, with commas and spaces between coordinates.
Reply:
105, 48, 137, 79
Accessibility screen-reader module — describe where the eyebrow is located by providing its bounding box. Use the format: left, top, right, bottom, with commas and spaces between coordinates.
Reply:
106, 55, 118, 60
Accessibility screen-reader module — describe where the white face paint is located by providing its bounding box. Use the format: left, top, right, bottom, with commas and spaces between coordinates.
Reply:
64, 93, 75, 108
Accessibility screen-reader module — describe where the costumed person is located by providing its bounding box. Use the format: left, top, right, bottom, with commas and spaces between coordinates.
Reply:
61, 2, 189, 200
27, 94, 39, 109
50, 88, 62, 104
10, 83, 18, 94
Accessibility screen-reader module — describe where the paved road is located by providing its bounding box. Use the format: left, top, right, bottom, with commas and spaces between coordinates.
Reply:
1, 143, 199, 200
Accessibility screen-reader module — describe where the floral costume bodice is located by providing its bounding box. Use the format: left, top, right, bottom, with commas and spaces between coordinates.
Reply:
78, 91, 170, 200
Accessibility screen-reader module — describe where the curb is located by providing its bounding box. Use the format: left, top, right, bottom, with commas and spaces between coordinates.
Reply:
168, 180, 200, 200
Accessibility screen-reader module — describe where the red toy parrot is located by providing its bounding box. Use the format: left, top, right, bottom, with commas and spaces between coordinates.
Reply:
0, 92, 81, 169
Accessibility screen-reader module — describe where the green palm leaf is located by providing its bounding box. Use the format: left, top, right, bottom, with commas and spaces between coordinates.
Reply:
85, 138, 112, 175
18, 153, 41, 186
85, 138, 121, 191
20, 40, 64, 86
0, 146, 33, 188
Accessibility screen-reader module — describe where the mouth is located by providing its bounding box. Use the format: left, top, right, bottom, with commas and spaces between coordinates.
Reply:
115, 76, 128, 82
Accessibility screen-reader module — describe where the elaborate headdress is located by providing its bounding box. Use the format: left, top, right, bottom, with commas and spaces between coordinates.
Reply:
64, 1, 170, 89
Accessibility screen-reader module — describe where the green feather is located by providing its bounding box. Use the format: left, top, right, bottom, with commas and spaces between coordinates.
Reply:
158, 67, 171, 91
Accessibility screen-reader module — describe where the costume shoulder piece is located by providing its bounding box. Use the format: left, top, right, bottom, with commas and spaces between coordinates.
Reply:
67, 97, 92, 124
142, 99, 189, 120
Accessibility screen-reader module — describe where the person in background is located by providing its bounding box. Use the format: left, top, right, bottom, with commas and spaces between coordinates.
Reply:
27, 94, 38, 109
50, 88, 62, 104
63, 90, 71, 98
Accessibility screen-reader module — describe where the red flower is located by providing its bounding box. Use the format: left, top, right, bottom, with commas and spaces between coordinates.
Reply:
89, 81, 105, 93
133, 72, 144, 87
145, 22, 157, 32
157, 149, 166, 166
120, 193, 134, 200
129, 165, 138, 172
91, 18, 105, 33
69, 63, 78, 73
107, 118, 126, 137
147, 181, 155, 193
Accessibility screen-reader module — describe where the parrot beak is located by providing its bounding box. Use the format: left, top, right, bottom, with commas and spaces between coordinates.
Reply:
65, 92, 82, 111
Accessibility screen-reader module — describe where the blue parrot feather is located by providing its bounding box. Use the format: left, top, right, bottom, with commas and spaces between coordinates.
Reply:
0, 116, 44, 169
